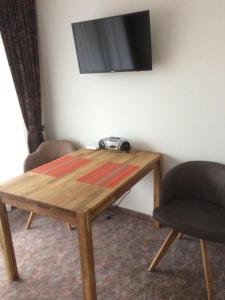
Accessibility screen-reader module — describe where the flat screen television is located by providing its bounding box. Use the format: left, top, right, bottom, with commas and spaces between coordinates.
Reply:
71, 11, 152, 73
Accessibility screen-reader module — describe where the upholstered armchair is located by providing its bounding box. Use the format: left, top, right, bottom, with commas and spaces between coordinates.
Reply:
149, 161, 225, 300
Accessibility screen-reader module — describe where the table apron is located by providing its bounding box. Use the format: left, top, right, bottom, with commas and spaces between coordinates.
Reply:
0, 197, 77, 225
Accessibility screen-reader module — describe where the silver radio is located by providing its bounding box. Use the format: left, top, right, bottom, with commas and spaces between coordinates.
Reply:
99, 137, 131, 152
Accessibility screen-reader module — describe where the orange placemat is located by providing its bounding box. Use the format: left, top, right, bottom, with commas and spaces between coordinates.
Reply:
32, 155, 92, 177
78, 162, 139, 188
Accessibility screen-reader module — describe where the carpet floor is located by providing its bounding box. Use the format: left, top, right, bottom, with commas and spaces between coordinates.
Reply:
0, 208, 224, 300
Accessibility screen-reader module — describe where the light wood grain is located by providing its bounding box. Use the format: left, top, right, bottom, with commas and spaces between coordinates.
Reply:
1, 197, 77, 225
77, 209, 97, 300
153, 157, 162, 228
0, 200, 19, 281
0, 149, 161, 220
0, 149, 161, 299
148, 230, 179, 271
200, 240, 213, 300
26, 211, 35, 229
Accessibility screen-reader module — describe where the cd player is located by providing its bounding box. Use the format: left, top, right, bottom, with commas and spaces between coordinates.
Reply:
99, 137, 131, 152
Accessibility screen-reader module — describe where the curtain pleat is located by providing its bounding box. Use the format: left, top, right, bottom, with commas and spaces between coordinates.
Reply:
0, 0, 44, 152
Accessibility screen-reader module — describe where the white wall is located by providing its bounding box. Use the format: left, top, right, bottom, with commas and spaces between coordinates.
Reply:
36, 0, 225, 215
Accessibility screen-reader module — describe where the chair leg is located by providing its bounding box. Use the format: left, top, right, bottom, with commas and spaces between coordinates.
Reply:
177, 233, 184, 240
67, 223, 72, 231
200, 240, 213, 300
26, 212, 35, 230
67, 223, 76, 231
148, 230, 179, 271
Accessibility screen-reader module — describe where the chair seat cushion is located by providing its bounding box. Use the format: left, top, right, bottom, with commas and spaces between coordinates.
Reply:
153, 198, 225, 243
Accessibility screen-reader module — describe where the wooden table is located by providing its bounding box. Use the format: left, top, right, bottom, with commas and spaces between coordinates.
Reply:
0, 149, 161, 300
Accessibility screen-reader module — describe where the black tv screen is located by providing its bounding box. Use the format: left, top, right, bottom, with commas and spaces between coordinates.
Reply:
72, 11, 152, 73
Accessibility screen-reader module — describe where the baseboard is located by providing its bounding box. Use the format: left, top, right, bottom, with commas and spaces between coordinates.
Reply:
110, 206, 154, 223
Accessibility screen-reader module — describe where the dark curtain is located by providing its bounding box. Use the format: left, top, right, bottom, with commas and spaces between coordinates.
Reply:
0, 0, 44, 152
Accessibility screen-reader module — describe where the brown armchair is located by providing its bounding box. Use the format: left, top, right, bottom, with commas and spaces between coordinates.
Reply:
24, 140, 76, 230
149, 161, 225, 300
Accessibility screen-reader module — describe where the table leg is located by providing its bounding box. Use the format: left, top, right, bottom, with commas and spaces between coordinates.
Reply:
0, 200, 19, 281
153, 157, 162, 228
77, 210, 97, 300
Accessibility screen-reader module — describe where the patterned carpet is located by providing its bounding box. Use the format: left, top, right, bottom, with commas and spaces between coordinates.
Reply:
0, 207, 224, 300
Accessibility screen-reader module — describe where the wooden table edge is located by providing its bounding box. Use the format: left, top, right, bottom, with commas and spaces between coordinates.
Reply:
0, 193, 77, 225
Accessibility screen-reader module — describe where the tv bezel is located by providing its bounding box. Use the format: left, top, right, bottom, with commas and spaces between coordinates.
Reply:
71, 10, 152, 74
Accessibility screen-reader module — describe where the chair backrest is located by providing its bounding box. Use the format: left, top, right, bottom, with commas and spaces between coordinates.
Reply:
24, 140, 75, 172
161, 161, 225, 209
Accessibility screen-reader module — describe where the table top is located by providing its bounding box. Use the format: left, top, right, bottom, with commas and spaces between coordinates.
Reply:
0, 149, 160, 220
